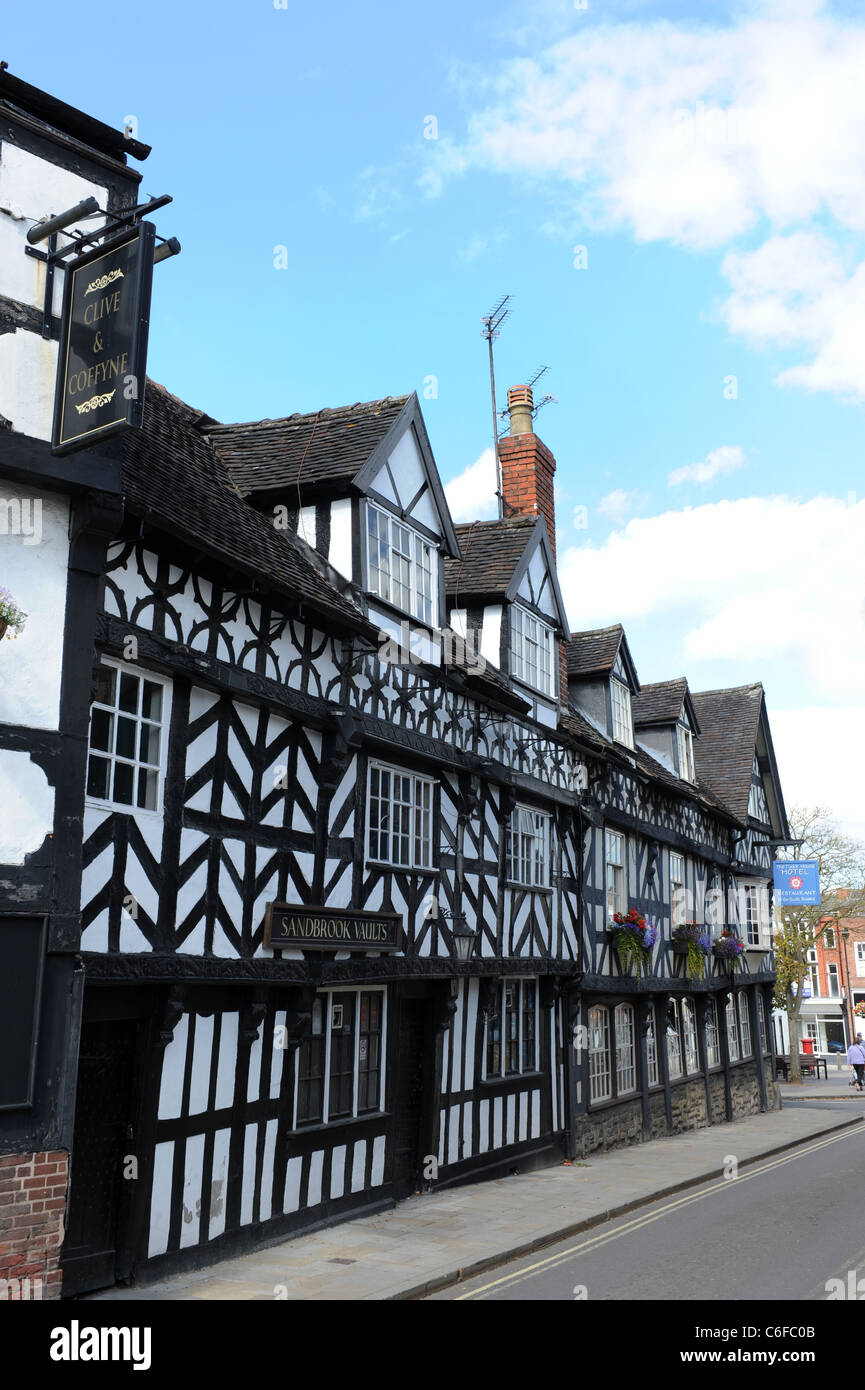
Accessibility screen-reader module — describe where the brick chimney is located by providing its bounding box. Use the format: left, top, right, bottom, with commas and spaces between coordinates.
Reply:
498, 385, 569, 709
498, 385, 558, 559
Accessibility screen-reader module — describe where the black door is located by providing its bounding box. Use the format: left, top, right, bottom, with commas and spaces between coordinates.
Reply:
392, 998, 431, 1199
61, 1018, 138, 1297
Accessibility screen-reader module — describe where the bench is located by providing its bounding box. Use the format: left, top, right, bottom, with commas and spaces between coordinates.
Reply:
775, 1055, 828, 1080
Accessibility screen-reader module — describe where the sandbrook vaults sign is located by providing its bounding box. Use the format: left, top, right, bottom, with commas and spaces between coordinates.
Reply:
264, 904, 403, 952
773, 860, 821, 906
51, 222, 155, 455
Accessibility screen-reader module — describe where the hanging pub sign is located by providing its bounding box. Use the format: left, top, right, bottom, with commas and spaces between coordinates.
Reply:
51, 221, 155, 455
773, 859, 821, 906
264, 903, 403, 952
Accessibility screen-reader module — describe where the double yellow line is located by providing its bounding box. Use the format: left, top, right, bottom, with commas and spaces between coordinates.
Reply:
455, 1124, 864, 1299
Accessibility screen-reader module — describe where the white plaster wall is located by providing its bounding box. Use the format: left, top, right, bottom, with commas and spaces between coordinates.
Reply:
481, 604, 502, 669
328, 498, 352, 579
0, 143, 107, 441
0, 749, 53, 862
0, 479, 69, 729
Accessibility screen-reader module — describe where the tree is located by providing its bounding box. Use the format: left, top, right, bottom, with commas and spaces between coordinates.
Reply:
773, 807, 865, 1082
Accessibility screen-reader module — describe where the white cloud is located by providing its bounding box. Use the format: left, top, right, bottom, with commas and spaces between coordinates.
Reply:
444, 448, 498, 522
668, 445, 745, 488
596, 487, 649, 522
557, 493, 865, 699
422, 0, 865, 398
771, 707, 865, 845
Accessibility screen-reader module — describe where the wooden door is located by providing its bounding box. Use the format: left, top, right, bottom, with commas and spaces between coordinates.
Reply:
391, 998, 432, 1199
61, 1017, 138, 1297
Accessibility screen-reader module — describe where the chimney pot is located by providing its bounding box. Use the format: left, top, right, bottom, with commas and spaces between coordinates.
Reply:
507, 384, 534, 436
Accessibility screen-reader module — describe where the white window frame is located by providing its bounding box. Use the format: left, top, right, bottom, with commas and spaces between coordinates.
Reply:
682, 998, 699, 1073
666, 1000, 683, 1079
509, 604, 555, 698
646, 1006, 659, 1086
605, 829, 626, 918
614, 1003, 637, 1095
726, 995, 740, 1062
706, 999, 721, 1068
483, 978, 539, 1079
85, 658, 171, 817
293, 987, 387, 1127
507, 805, 552, 889
610, 677, 634, 748
827, 963, 840, 998
742, 882, 771, 948
676, 722, 695, 782
856, 942, 865, 978
670, 851, 686, 928
365, 501, 438, 627
588, 1005, 611, 1103
367, 762, 435, 869
737, 993, 752, 1057
824, 927, 836, 950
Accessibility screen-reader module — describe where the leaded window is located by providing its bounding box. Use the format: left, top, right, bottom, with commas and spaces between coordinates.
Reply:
508, 806, 551, 888
611, 677, 634, 747
366, 502, 438, 626
368, 762, 434, 869
295, 989, 386, 1127
510, 605, 555, 697
646, 1006, 659, 1086
605, 829, 626, 917
666, 1000, 683, 1079
706, 998, 721, 1067
682, 998, 699, 1073
615, 1003, 636, 1094
86, 661, 168, 813
726, 995, 740, 1062
485, 979, 538, 1078
589, 1005, 611, 1103
737, 993, 752, 1057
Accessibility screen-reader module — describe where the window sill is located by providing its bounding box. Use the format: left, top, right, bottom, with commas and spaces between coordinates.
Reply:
478, 1069, 542, 1088
505, 881, 552, 895
289, 1109, 387, 1136
85, 797, 163, 820
365, 861, 439, 878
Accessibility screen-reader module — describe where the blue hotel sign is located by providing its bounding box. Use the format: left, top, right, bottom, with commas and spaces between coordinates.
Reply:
773, 860, 821, 906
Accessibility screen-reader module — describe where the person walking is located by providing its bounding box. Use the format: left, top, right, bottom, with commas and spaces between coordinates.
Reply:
847, 1035, 865, 1092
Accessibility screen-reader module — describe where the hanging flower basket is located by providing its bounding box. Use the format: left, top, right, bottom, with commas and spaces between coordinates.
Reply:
713, 931, 745, 971
0, 588, 27, 641
671, 923, 711, 980
609, 909, 658, 979
854, 1001, 865, 1020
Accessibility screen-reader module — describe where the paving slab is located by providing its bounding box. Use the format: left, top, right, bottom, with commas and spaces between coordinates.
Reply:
89, 1105, 864, 1302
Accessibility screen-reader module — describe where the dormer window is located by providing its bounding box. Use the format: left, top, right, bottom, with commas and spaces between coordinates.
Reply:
510, 605, 555, 697
610, 677, 633, 748
366, 502, 438, 626
677, 723, 695, 782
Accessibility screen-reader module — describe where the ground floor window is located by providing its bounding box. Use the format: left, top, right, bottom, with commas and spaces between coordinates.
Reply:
615, 1003, 636, 1094
295, 988, 385, 1126
758, 993, 768, 1053
646, 1006, 659, 1086
705, 998, 721, 1067
588, 1005, 611, 1102
666, 1000, 683, 1079
484, 978, 538, 1078
726, 995, 740, 1062
682, 999, 699, 1073
738, 993, 752, 1057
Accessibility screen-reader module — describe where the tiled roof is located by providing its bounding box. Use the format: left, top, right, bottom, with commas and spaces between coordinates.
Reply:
632, 678, 687, 726
205, 395, 410, 495
566, 625, 624, 677
690, 684, 764, 822
121, 382, 366, 629
444, 519, 537, 599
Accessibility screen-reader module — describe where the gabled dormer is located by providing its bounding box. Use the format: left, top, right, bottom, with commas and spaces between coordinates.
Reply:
206, 392, 461, 659
632, 678, 700, 781
443, 513, 569, 725
690, 683, 789, 839
565, 625, 641, 749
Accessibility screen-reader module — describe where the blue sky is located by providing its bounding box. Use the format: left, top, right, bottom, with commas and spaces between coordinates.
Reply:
5, 0, 864, 837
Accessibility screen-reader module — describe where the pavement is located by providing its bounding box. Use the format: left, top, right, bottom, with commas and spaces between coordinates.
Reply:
779, 1064, 865, 1099
88, 1097, 865, 1302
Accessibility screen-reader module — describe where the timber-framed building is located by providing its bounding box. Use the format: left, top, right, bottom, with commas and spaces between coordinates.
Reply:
0, 73, 788, 1298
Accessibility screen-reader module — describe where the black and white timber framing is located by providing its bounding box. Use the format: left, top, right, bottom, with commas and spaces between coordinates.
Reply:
0, 73, 790, 1296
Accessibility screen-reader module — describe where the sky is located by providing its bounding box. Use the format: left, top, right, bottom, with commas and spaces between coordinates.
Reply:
5, 0, 864, 839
